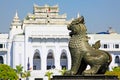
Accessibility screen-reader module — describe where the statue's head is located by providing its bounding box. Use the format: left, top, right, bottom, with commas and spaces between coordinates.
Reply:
67, 16, 87, 36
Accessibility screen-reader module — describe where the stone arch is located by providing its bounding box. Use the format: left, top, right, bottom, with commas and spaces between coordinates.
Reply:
47, 49, 55, 70
33, 49, 41, 70
0, 56, 3, 64
60, 49, 68, 69
115, 55, 120, 63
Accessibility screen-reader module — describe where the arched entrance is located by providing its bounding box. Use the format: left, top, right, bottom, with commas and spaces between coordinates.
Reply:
115, 55, 120, 63
60, 49, 68, 69
0, 56, 3, 64
47, 49, 55, 70
33, 49, 41, 70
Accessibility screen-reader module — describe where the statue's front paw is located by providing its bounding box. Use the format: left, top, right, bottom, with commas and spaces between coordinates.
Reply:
64, 71, 71, 76
64, 71, 76, 76
82, 70, 96, 75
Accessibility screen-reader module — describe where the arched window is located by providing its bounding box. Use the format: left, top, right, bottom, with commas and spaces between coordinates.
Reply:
47, 49, 54, 70
33, 49, 41, 70
0, 56, 3, 64
60, 49, 68, 69
115, 56, 120, 63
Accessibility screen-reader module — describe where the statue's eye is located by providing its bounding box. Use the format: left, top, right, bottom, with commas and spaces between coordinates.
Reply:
71, 22, 79, 25
76, 22, 79, 24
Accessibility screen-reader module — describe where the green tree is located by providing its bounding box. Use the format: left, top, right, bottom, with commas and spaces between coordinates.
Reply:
105, 66, 120, 79
59, 67, 67, 75
22, 71, 31, 80
15, 64, 23, 79
45, 71, 53, 80
15, 64, 31, 80
0, 64, 18, 80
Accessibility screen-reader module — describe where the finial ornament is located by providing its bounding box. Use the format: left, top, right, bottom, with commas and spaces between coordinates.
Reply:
15, 10, 19, 19
77, 12, 80, 18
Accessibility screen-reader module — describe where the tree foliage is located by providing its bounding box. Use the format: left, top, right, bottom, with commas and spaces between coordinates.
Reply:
45, 71, 53, 80
15, 64, 23, 75
15, 64, 31, 79
21, 70, 31, 78
0, 64, 18, 80
105, 66, 120, 79
59, 67, 67, 75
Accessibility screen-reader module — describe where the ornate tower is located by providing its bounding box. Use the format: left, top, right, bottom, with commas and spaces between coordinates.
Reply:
9, 11, 23, 39
7, 11, 24, 66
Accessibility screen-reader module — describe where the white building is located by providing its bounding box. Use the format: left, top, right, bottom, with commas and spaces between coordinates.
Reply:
0, 4, 120, 80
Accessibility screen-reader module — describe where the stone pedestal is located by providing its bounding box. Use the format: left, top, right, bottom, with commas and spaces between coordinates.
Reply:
52, 75, 118, 80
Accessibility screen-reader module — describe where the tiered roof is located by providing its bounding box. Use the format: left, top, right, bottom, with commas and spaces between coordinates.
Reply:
11, 11, 22, 26
23, 4, 70, 25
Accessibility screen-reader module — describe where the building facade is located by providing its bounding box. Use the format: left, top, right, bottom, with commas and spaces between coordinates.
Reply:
0, 4, 120, 80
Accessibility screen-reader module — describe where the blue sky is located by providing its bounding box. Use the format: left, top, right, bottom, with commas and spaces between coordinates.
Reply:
0, 0, 120, 33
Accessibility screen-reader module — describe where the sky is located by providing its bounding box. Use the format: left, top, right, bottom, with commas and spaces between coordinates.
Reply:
0, 0, 120, 33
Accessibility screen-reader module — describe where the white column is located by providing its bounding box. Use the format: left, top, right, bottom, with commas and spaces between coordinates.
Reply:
54, 41, 61, 70
67, 50, 71, 70
41, 42, 47, 71
7, 43, 10, 65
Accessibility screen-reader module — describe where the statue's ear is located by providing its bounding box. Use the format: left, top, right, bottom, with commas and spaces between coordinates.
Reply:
77, 16, 84, 23
80, 16, 84, 23
77, 17, 81, 22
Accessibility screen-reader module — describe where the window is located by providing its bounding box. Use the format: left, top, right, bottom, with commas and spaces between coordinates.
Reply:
33, 66, 36, 70
103, 44, 108, 48
115, 56, 120, 63
47, 66, 51, 70
47, 49, 54, 70
47, 21, 50, 23
47, 15, 49, 17
61, 66, 66, 69
35, 78, 43, 80
60, 49, 68, 69
47, 52, 53, 59
115, 44, 119, 49
0, 56, 3, 64
33, 49, 41, 70
61, 52, 67, 59
0, 44, 3, 48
